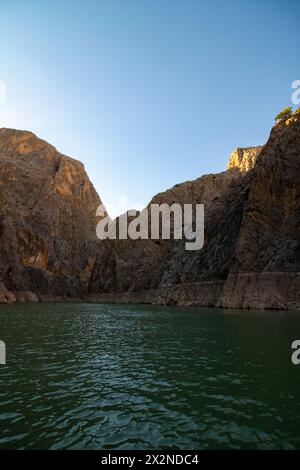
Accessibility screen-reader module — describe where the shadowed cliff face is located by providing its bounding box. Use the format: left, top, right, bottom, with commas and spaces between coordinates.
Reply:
88, 169, 243, 297
88, 143, 263, 304
220, 119, 300, 309
229, 125, 299, 273
0, 128, 103, 302
89, 118, 300, 309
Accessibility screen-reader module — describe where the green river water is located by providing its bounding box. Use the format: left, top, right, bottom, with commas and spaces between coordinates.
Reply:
0, 303, 300, 449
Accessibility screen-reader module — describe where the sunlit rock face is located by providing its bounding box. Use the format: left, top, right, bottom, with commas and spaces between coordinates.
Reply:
89, 119, 300, 310
227, 146, 263, 173
0, 128, 104, 301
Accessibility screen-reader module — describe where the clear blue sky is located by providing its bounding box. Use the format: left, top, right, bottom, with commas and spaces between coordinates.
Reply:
0, 0, 299, 217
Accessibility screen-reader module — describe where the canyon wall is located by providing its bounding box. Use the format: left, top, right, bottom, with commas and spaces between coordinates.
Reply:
0, 128, 103, 302
89, 120, 300, 310
220, 120, 300, 309
1, 118, 299, 310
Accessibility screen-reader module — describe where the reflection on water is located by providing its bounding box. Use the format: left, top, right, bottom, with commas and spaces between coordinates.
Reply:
0, 303, 300, 449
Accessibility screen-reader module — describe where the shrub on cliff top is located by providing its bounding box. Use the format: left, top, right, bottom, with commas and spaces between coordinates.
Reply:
275, 106, 293, 122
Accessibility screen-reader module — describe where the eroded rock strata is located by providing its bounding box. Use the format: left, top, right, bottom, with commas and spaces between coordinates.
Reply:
0, 128, 103, 302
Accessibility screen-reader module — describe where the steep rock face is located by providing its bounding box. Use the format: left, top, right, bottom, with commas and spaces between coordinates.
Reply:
158, 120, 299, 309
88, 153, 258, 304
89, 118, 300, 309
220, 119, 300, 309
227, 146, 263, 172
155, 172, 252, 306
88, 169, 245, 300
0, 128, 102, 301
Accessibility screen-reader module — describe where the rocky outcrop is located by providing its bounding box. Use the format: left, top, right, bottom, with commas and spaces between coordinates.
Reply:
0, 128, 103, 302
220, 118, 300, 309
0, 281, 16, 304
227, 146, 263, 172
219, 272, 300, 310
89, 117, 300, 310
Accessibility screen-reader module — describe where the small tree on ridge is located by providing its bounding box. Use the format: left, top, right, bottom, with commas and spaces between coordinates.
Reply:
275, 106, 293, 123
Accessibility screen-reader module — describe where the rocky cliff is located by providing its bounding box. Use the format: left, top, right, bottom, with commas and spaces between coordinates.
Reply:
88, 169, 242, 299
220, 119, 300, 309
227, 146, 263, 172
0, 128, 103, 302
1, 117, 299, 309
89, 118, 300, 310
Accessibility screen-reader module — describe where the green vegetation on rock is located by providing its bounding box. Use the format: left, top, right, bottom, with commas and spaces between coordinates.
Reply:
275, 106, 293, 123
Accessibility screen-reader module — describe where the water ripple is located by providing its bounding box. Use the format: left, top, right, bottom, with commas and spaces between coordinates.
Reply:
0, 303, 300, 449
